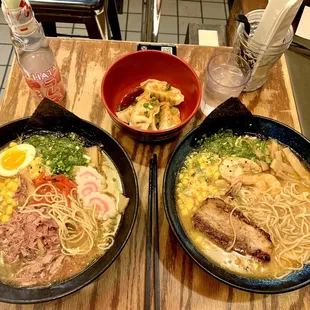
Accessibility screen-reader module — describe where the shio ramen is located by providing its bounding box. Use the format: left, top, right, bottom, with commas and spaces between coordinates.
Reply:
176, 130, 310, 279
0, 133, 129, 287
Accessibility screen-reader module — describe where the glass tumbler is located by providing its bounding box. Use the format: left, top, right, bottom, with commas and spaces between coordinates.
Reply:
201, 53, 251, 116
233, 9, 294, 92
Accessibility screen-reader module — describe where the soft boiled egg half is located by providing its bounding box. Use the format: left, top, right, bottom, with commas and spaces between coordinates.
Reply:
0, 144, 36, 177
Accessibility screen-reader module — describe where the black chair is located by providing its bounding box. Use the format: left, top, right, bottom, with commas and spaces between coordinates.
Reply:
29, 0, 122, 40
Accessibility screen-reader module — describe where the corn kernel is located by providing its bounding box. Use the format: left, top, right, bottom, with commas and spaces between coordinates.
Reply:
9, 142, 17, 147
214, 172, 220, 179
1, 214, 9, 222
6, 205, 13, 215
182, 179, 189, 186
188, 169, 195, 175
186, 202, 194, 210
0, 190, 5, 197
6, 198, 12, 205
177, 199, 183, 205
195, 236, 202, 243
11, 183, 18, 192
11, 200, 17, 207
6, 181, 14, 190
197, 195, 204, 202
181, 208, 188, 216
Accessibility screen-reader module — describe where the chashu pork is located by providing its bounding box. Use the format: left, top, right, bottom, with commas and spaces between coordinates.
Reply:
192, 198, 273, 261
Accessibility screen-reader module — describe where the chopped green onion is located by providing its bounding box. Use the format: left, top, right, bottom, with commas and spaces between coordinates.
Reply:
165, 83, 171, 91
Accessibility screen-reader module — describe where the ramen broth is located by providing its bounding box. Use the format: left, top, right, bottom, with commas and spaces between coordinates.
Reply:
176, 130, 310, 279
0, 135, 128, 287
180, 209, 285, 277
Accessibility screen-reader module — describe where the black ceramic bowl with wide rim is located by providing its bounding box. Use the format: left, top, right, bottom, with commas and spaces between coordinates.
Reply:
0, 117, 139, 304
163, 115, 310, 294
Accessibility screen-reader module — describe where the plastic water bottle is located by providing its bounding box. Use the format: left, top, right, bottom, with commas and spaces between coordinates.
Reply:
1, 0, 66, 103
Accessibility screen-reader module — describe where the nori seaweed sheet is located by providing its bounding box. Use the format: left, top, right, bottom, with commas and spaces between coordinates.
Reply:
23, 98, 101, 147
191, 97, 263, 146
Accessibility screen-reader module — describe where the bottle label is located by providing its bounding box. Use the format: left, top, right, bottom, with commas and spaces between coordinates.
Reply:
25, 65, 66, 103
2, 0, 37, 35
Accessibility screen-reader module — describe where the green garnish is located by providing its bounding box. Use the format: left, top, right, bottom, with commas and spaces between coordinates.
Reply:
170, 107, 179, 115
165, 83, 171, 91
196, 129, 271, 163
143, 98, 159, 110
24, 133, 88, 178
155, 111, 161, 127
117, 105, 125, 111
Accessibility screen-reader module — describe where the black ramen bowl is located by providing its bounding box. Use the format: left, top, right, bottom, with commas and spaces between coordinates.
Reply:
0, 117, 139, 303
163, 115, 310, 294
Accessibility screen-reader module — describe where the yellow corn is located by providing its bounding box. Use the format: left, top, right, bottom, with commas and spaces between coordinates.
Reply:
9, 142, 17, 148
195, 236, 202, 243
182, 179, 189, 186
6, 181, 14, 190
1, 214, 9, 222
186, 202, 194, 210
181, 208, 188, 216
214, 171, 220, 179
11, 183, 18, 191
6, 205, 13, 215
6, 198, 12, 205
197, 195, 204, 202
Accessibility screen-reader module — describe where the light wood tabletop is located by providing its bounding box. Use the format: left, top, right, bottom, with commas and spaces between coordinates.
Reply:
0, 38, 308, 310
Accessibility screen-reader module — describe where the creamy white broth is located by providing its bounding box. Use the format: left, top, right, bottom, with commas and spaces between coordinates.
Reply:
0, 141, 126, 287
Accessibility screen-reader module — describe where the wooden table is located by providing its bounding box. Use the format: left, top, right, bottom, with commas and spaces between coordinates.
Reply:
0, 39, 307, 310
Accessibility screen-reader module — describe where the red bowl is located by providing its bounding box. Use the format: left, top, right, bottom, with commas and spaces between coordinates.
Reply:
101, 50, 202, 142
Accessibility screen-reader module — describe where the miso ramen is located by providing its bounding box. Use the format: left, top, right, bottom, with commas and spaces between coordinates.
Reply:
0, 133, 129, 287
176, 130, 310, 279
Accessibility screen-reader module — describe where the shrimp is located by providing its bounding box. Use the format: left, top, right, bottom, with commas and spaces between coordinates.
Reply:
219, 158, 262, 183
233, 173, 282, 198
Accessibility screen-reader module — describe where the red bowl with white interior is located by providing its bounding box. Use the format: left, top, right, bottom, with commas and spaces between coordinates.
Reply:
101, 50, 202, 143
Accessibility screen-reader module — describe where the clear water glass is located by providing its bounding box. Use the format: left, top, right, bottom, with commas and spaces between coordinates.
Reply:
201, 53, 251, 116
